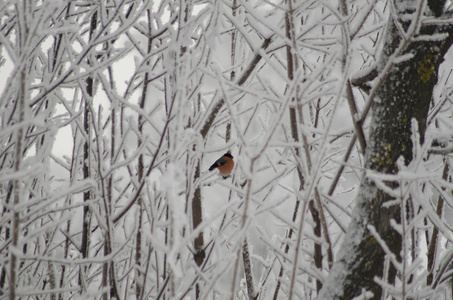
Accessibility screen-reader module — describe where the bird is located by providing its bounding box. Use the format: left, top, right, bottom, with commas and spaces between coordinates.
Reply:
208, 153, 234, 177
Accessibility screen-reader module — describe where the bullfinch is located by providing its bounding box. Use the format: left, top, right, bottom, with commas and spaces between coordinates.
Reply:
208, 153, 234, 177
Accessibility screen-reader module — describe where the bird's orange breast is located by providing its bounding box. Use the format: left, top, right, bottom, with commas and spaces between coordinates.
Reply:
217, 157, 234, 176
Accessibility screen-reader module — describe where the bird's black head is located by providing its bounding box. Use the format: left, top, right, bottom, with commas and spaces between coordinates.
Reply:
224, 152, 233, 158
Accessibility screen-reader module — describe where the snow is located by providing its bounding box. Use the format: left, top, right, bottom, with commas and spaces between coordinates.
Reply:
1, 0, 453, 299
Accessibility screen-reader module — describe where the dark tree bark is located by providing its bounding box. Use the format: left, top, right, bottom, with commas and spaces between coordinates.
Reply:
79, 10, 97, 291
318, 1, 453, 299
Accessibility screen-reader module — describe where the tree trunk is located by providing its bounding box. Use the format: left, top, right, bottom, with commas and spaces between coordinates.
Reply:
318, 2, 453, 299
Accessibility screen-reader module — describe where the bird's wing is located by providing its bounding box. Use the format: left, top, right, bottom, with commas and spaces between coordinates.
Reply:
209, 157, 227, 171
